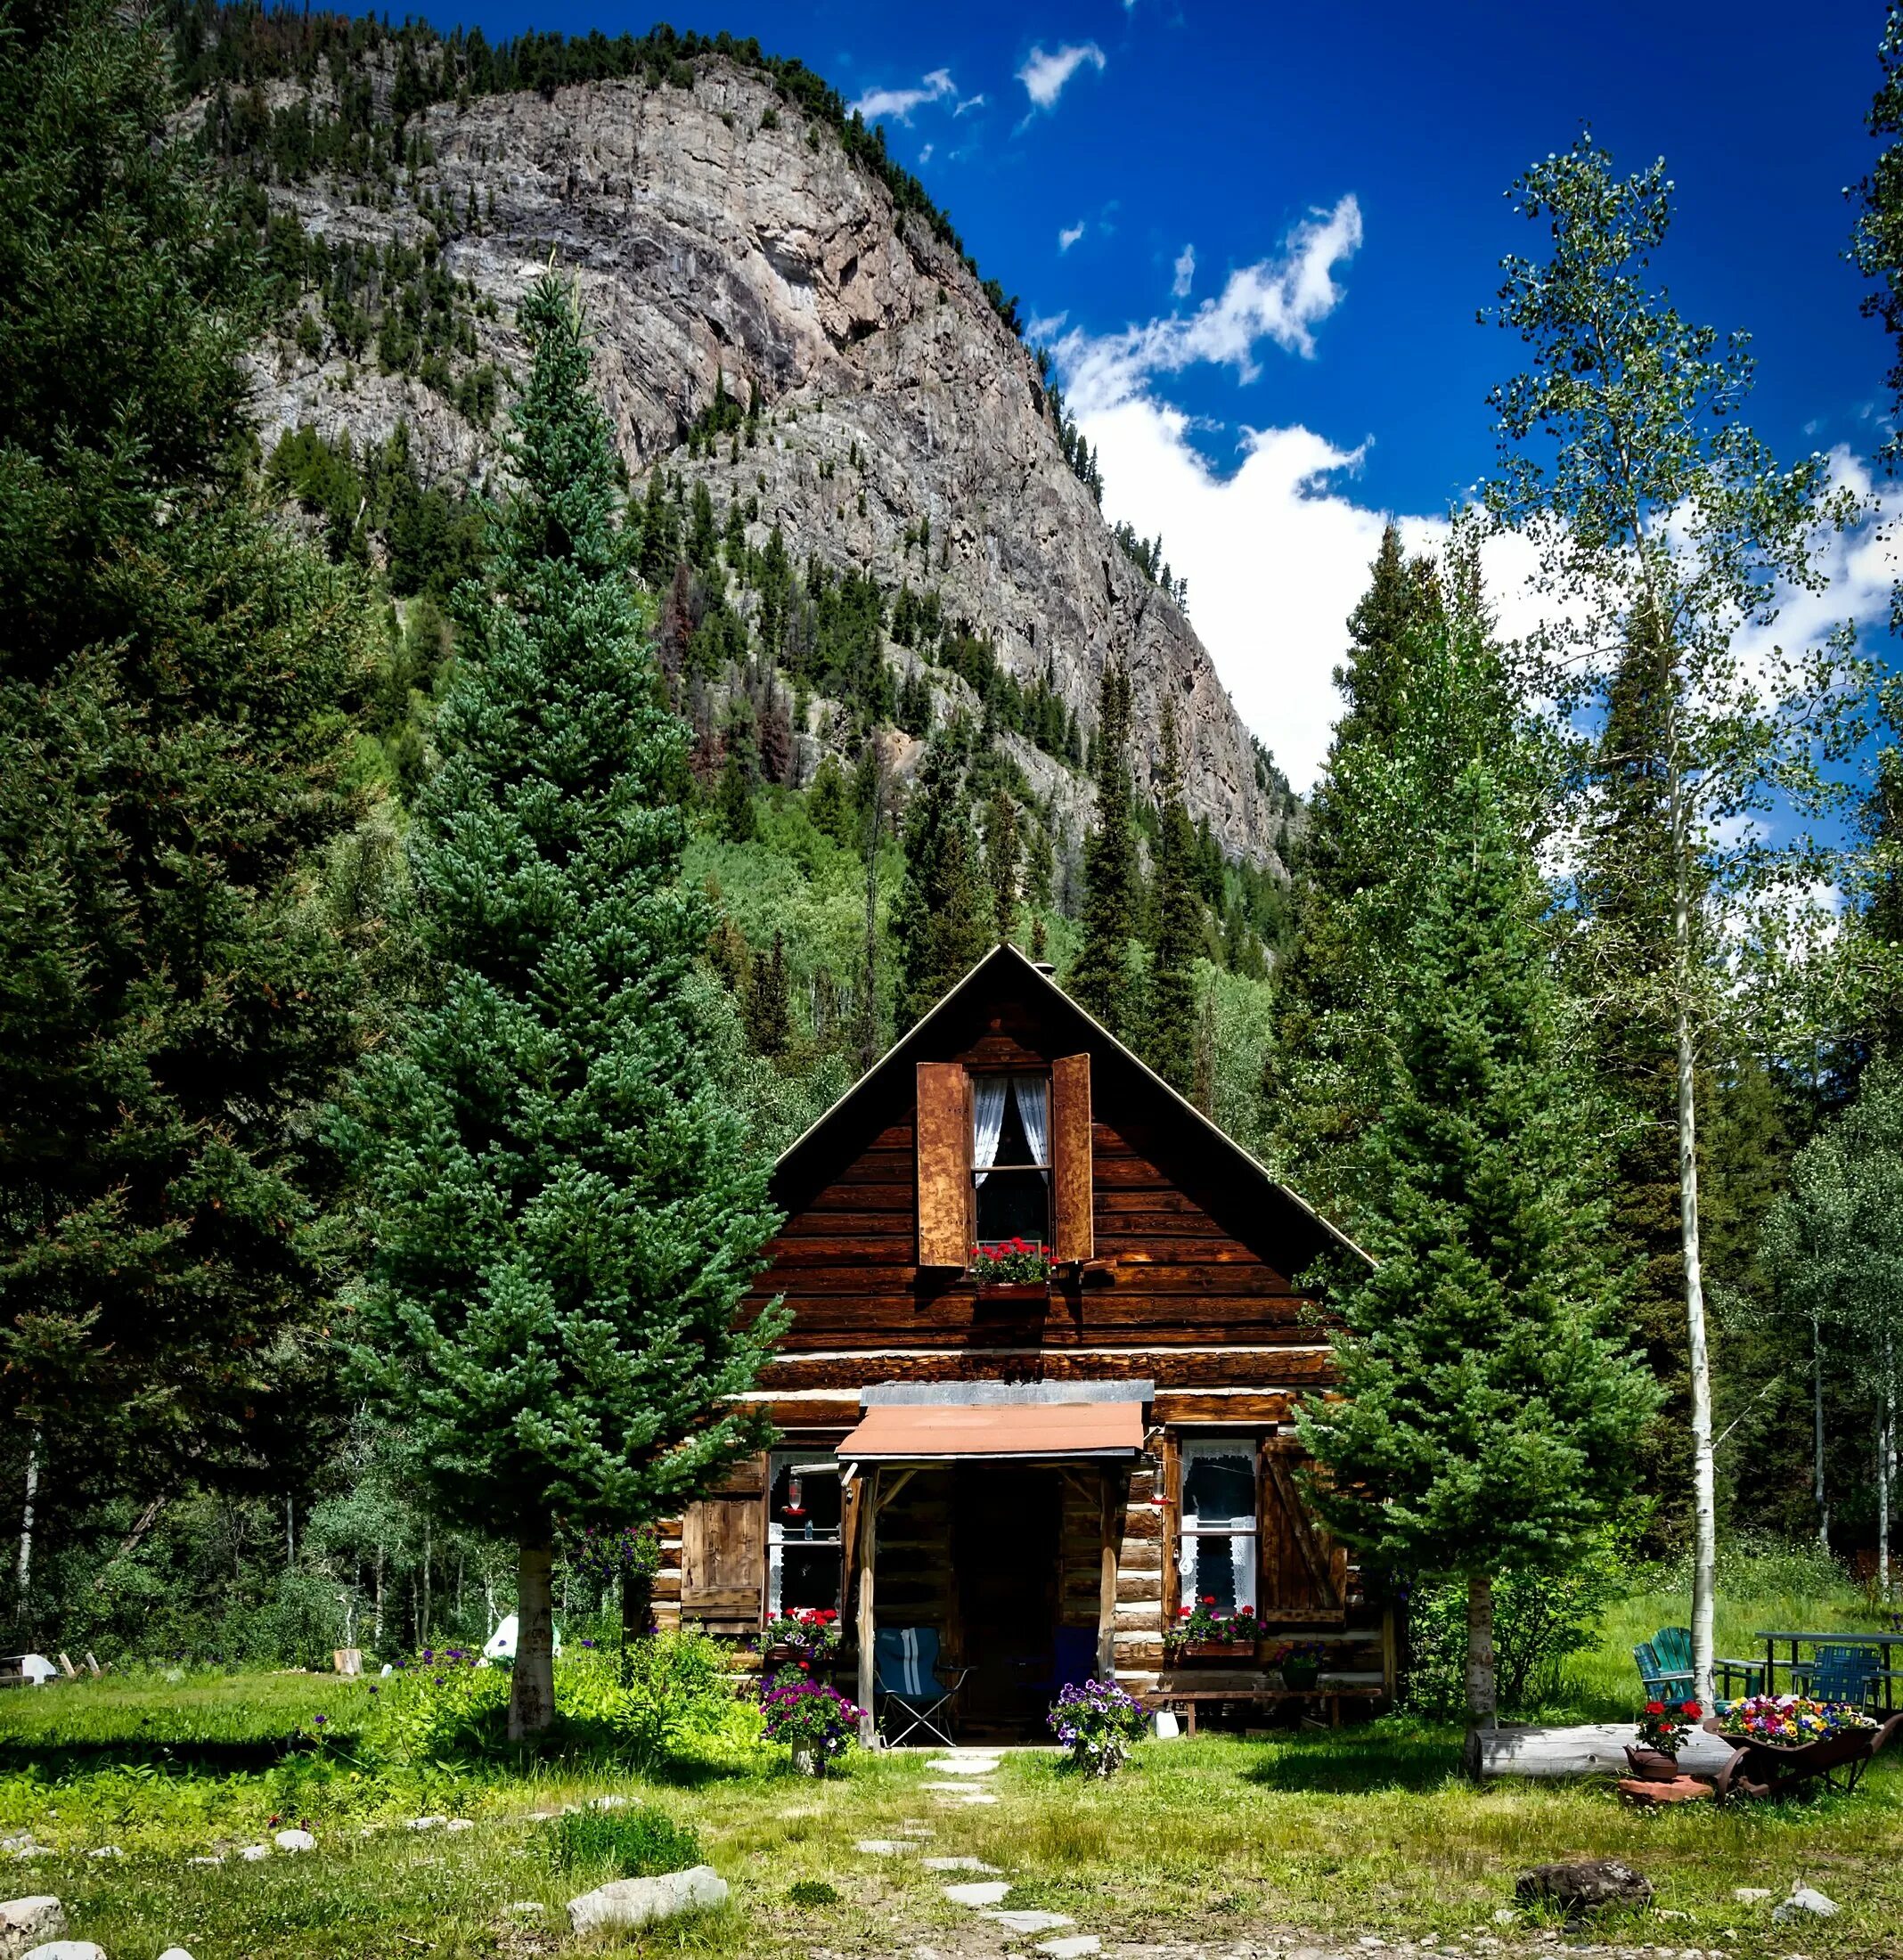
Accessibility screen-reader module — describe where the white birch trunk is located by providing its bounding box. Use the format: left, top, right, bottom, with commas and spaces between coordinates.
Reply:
1466, 1571, 1497, 1727
1813, 1313, 1830, 1551
15, 1434, 37, 1613
1671, 779, 1718, 1711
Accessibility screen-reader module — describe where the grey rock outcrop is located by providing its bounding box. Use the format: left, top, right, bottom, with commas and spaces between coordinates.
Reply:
221, 54, 1291, 865
0, 1898, 64, 1960
566, 1865, 728, 1933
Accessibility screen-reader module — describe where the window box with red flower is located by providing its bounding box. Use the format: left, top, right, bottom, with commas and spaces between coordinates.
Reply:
756, 1607, 842, 1670
970, 1237, 1050, 1302
1167, 1597, 1259, 1660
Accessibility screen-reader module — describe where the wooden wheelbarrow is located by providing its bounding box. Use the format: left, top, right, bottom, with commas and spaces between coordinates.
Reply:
1708, 1711, 1903, 1800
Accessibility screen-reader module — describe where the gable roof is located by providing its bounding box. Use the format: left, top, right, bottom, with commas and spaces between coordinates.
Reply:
772, 942, 1371, 1272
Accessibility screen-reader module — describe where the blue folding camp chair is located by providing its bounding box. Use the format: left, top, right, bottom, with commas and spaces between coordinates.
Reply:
1803, 1644, 1882, 1708
875, 1628, 971, 1748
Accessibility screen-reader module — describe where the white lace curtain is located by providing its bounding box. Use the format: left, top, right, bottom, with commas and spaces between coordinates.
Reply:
1016, 1075, 1050, 1169
972, 1076, 1009, 1185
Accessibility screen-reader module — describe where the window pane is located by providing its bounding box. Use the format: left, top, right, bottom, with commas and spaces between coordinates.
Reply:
777, 1543, 842, 1613
975, 1167, 1049, 1245
770, 1458, 840, 1539
1183, 1448, 1255, 1527
1187, 1532, 1257, 1614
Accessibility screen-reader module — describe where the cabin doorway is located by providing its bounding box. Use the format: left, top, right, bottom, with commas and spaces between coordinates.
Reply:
953, 1465, 1059, 1737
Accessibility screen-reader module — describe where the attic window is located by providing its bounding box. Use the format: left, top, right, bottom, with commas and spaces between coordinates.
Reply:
973, 1074, 1049, 1245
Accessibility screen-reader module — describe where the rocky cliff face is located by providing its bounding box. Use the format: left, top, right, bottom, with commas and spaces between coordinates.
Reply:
228, 53, 1292, 864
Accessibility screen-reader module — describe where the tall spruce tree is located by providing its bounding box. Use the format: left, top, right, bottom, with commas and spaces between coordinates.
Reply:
1072, 661, 1139, 1034
343, 276, 783, 1739
1145, 699, 1200, 1094
1299, 760, 1658, 1720
892, 731, 990, 1029
983, 788, 1021, 945
0, 0, 373, 1580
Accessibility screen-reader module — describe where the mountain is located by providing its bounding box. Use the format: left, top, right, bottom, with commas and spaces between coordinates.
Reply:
184, 12, 1297, 865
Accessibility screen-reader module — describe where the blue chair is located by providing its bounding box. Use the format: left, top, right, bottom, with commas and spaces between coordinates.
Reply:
874, 1628, 971, 1748
1803, 1644, 1881, 1708
1634, 1629, 1695, 1700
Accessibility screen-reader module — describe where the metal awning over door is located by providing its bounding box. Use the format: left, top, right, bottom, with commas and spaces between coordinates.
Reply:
838, 1380, 1152, 1465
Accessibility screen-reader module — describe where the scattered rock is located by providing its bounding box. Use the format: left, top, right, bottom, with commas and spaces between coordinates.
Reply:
943, 1882, 1010, 1908
1035, 1940, 1100, 1959
1491, 1908, 1518, 1925
185, 1858, 223, 1867
566, 1866, 728, 1934
505, 1903, 543, 1917
6, 1850, 49, 1865
21, 1945, 103, 1960
921, 1857, 1000, 1873
406, 1817, 446, 1833
82, 1850, 119, 1861
0, 1897, 65, 1960
238, 1847, 271, 1862
1772, 1883, 1838, 1923
158, 1949, 195, 1959
589, 1795, 628, 1811
1732, 1886, 1772, 1903
1515, 1860, 1653, 1917
924, 1756, 999, 1776
854, 1840, 913, 1856
984, 1909, 1074, 1934
273, 1830, 315, 1854
445, 1819, 475, 1833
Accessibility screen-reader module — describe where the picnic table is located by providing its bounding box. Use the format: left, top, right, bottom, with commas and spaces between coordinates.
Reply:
1754, 1630, 1903, 1712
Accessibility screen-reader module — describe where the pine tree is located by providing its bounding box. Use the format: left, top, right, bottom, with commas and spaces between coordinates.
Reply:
1072, 661, 1139, 1034
744, 929, 792, 1060
893, 732, 989, 1029
715, 714, 758, 844
0, 0, 373, 1548
636, 469, 678, 589
343, 275, 783, 1739
807, 753, 855, 848
1145, 700, 1200, 1093
1299, 761, 1658, 1720
984, 788, 1021, 944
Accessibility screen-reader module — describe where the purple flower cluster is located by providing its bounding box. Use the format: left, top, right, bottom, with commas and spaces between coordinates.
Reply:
759, 1673, 862, 1759
1048, 1678, 1148, 1776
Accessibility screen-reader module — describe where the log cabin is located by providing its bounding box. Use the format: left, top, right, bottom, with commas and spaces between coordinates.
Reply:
660, 943, 1390, 1738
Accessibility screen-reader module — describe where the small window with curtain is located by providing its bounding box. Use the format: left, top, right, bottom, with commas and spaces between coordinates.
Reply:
766, 1452, 842, 1614
1179, 1437, 1259, 1614
972, 1072, 1050, 1245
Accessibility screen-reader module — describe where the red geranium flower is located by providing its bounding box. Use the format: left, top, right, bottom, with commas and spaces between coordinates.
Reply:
1645, 1701, 1665, 1716
1681, 1700, 1703, 1719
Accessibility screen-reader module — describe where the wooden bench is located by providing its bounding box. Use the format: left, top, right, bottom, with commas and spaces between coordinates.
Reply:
1151, 1686, 1384, 1735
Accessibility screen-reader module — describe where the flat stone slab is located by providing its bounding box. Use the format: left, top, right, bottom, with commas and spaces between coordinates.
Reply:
930, 1791, 999, 1804
568, 1866, 728, 1934
925, 1756, 999, 1776
1615, 1776, 1711, 1806
0, 1899, 65, 1960
22, 1947, 105, 1960
1036, 1939, 1101, 1958
984, 1910, 1075, 1935
922, 1857, 1000, 1873
274, 1828, 316, 1852
855, 1840, 914, 1856
943, 1881, 1011, 1907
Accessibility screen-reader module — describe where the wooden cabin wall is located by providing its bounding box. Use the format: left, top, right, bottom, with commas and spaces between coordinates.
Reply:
871, 1470, 955, 1647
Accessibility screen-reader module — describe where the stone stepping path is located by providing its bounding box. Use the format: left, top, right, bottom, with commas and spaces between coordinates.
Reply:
914, 1751, 1102, 1956
854, 1840, 915, 1856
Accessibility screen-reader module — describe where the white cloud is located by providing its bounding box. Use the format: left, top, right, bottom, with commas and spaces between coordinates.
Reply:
955, 93, 986, 117
849, 68, 956, 123
918, 143, 934, 166
1063, 195, 1363, 416
1172, 243, 1196, 298
1058, 220, 1087, 254
1017, 42, 1107, 111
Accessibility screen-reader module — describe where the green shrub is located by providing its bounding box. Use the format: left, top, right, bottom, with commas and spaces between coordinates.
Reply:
368, 1650, 510, 1760
788, 1878, 839, 1906
552, 1805, 702, 1877
558, 1630, 760, 1765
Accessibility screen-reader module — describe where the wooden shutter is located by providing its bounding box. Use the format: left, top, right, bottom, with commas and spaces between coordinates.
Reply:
1050, 1052, 1094, 1264
1259, 1440, 1348, 1625
679, 1453, 766, 1622
916, 1062, 973, 1267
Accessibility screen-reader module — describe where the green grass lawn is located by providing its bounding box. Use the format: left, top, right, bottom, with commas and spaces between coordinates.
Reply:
0, 1549, 1898, 1959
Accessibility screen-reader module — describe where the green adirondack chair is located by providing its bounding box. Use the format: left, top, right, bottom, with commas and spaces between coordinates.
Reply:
1634, 1627, 1696, 1699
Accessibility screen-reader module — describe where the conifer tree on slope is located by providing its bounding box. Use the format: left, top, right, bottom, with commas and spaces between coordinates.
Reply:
1299, 760, 1657, 1721
892, 730, 991, 1029
343, 276, 784, 1740
1145, 698, 1201, 1095
0, 0, 372, 1559
1072, 661, 1139, 1036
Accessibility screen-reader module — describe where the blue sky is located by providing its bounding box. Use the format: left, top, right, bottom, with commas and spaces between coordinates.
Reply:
401, 0, 1898, 787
